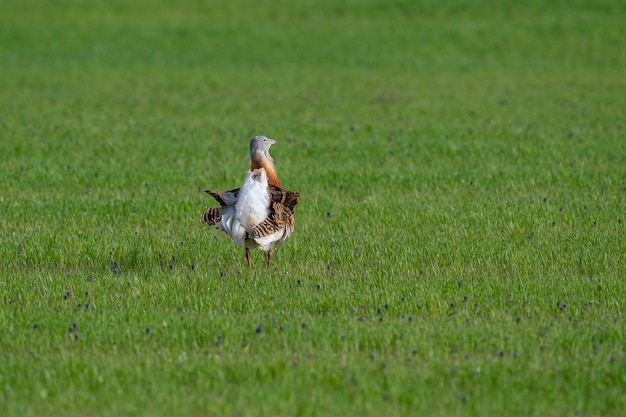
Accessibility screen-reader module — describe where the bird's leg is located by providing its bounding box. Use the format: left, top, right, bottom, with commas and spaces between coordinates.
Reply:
246, 247, 252, 271
266, 245, 273, 270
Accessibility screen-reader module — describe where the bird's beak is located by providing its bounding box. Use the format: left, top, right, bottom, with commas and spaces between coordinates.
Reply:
270, 139, 277, 145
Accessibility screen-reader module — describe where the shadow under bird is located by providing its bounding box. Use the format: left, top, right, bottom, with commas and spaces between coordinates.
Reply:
201, 136, 300, 269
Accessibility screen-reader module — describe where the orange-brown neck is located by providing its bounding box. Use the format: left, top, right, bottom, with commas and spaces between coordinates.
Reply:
251, 158, 281, 188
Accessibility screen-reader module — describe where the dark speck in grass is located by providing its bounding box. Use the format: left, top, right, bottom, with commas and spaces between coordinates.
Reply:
256, 326, 262, 334
385, 303, 388, 310
33, 323, 38, 330
408, 316, 413, 322
301, 321, 306, 329
146, 327, 150, 334
219, 271, 225, 277
326, 211, 331, 217
191, 263, 195, 271
74, 333, 78, 341
297, 280, 301, 285
499, 350, 504, 357
317, 284, 321, 290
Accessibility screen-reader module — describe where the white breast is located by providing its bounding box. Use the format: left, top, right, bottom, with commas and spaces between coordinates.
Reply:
236, 170, 270, 230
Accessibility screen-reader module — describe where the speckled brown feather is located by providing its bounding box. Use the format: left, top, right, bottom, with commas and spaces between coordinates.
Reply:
268, 186, 300, 211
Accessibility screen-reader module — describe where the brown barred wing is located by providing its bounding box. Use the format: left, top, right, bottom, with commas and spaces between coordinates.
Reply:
250, 202, 287, 239
250, 198, 299, 240
201, 207, 222, 225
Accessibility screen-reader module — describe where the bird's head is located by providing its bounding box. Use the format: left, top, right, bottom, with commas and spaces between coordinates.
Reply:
250, 136, 276, 161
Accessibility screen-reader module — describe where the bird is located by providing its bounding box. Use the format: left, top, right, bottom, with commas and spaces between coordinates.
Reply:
201, 136, 300, 270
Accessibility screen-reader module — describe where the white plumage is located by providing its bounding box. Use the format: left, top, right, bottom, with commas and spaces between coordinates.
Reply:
201, 136, 300, 269
216, 168, 271, 249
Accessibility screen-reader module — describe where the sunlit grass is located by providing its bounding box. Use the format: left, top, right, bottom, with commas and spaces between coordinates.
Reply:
1, 0, 625, 416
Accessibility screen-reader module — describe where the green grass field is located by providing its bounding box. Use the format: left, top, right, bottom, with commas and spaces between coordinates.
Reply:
1, 0, 625, 415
